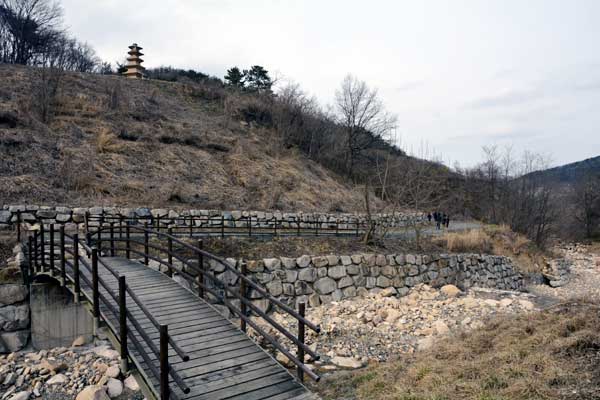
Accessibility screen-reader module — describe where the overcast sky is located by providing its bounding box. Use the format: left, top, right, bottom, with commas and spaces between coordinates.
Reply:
62, 0, 600, 168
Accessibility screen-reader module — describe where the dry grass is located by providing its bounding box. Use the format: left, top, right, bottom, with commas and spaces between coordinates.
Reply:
1, 64, 367, 211
432, 225, 547, 274
95, 128, 120, 153
440, 229, 493, 253
314, 302, 600, 400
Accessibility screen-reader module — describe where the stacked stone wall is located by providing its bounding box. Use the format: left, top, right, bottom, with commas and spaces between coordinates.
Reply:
205, 253, 524, 311
0, 245, 30, 353
0, 205, 423, 231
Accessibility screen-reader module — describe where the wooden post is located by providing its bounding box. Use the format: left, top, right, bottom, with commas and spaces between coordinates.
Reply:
156, 215, 161, 233
356, 219, 359, 237
297, 302, 306, 383
33, 231, 38, 271
49, 224, 55, 275
118, 276, 128, 373
159, 324, 170, 400
189, 215, 193, 238
97, 226, 102, 254
125, 225, 131, 259
167, 228, 173, 277
110, 223, 115, 257
119, 215, 124, 239
240, 261, 247, 332
221, 215, 225, 238
91, 248, 100, 333
27, 236, 33, 281
73, 234, 80, 303
335, 219, 339, 237
315, 219, 319, 236
16, 210, 21, 242
297, 220, 300, 237
197, 239, 204, 299
59, 225, 66, 286
40, 224, 45, 272
248, 216, 252, 237
144, 223, 149, 266
84, 211, 90, 234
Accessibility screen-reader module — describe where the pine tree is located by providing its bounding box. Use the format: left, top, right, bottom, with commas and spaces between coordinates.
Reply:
243, 65, 272, 93
224, 66, 245, 88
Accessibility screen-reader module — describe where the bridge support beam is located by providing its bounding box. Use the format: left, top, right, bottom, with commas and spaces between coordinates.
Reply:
30, 281, 93, 349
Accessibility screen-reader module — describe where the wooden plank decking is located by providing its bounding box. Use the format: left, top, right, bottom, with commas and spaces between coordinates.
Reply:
61, 256, 316, 400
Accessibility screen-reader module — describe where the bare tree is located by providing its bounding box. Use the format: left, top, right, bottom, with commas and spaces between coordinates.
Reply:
573, 172, 600, 238
335, 75, 397, 179
0, 0, 63, 65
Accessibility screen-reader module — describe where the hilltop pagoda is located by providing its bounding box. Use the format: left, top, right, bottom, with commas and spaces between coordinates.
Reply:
123, 43, 145, 79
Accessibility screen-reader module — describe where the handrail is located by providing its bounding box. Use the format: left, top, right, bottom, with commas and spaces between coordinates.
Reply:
27, 227, 190, 398
84, 213, 365, 238
88, 224, 321, 382
92, 225, 321, 333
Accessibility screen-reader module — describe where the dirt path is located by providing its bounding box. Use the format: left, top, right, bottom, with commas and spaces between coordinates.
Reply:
386, 221, 482, 239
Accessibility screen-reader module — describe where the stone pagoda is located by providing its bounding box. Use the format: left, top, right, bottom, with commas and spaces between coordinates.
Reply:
123, 43, 145, 79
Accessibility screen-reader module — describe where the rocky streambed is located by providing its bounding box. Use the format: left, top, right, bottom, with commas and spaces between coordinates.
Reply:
250, 283, 537, 374
0, 339, 142, 400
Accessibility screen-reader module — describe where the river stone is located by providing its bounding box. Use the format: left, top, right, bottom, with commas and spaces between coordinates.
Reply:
106, 378, 123, 398
340, 256, 352, 266
314, 277, 336, 294
76, 385, 110, 400
123, 375, 140, 391
331, 356, 363, 369
8, 392, 30, 400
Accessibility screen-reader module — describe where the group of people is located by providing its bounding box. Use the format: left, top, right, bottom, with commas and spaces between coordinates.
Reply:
427, 211, 450, 230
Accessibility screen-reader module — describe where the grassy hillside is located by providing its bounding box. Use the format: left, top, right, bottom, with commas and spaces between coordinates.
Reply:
0, 64, 373, 211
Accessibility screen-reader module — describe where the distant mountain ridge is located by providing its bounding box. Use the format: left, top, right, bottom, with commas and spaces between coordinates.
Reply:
528, 155, 600, 184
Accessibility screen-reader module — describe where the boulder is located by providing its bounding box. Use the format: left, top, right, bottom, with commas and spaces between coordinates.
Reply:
314, 277, 336, 295
298, 268, 317, 282
280, 257, 296, 269
296, 255, 311, 268
105, 365, 120, 378
76, 385, 110, 400
0, 330, 29, 353
440, 284, 461, 298
8, 392, 30, 400
123, 375, 140, 391
0, 285, 28, 305
46, 374, 68, 385
327, 265, 346, 280
106, 378, 123, 398
263, 258, 281, 271
330, 356, 363, 369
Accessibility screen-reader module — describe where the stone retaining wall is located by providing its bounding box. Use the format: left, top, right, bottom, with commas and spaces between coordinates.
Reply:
0, 205, 423, 231
0, 245, 30, 353
204, 253, 524, 311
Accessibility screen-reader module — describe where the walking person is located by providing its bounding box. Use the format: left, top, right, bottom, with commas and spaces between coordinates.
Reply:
427, 213, 432, 224
445, 214, 450, 228
435, 212, 441, 230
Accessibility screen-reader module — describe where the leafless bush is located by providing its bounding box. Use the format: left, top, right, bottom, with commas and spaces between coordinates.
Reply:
29, 65, 63, 123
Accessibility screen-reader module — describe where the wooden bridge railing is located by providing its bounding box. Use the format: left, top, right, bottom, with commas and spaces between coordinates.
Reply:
26, 224, 191, 400
87, 223, 322, 383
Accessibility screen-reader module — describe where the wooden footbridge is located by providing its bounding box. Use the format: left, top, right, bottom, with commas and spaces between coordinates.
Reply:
24, 224, 321, 400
